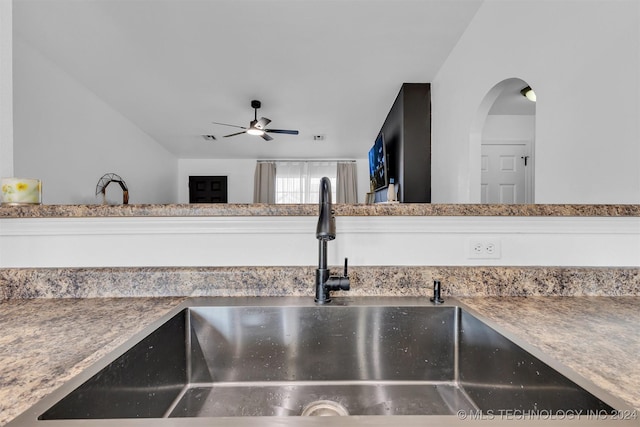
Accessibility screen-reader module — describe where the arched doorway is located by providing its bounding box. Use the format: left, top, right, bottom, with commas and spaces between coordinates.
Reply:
471, 78, 536, 204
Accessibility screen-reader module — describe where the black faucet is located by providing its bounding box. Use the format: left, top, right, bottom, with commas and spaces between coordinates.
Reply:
430, 280, 444, 304
315, 177, 350, 304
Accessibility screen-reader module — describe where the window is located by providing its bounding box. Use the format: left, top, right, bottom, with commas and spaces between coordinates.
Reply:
275, 161, 337, 204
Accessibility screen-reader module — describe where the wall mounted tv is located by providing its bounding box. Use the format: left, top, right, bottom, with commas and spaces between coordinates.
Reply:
368, 132, 388, 191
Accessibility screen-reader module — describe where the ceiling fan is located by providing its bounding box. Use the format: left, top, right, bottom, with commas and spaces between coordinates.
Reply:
212, 100, 299, 141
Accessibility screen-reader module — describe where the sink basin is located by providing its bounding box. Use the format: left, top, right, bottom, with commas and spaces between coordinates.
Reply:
8, 297, 635, 426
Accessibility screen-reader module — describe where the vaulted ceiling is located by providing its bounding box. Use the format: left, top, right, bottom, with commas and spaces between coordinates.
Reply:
13, 0, 485, 159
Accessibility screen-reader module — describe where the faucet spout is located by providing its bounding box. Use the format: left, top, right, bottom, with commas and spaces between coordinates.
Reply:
314, 177, 349, 304
316, 177, 336, 241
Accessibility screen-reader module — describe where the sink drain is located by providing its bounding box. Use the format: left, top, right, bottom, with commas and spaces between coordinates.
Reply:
301, 400, 349, 416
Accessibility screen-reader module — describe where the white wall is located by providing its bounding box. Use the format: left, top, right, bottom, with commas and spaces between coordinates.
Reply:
0, 0, 13, 178
432, 0, 640, 204
12, 38, 178, 204
483, 115, 534, 142
178, 158, 371, 204
1, 216, 638, 268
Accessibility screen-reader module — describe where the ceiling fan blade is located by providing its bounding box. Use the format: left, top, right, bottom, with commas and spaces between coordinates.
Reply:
255, 117, 271, 130
223, 131, 247, 138
261, 133, 274, 141
265, 129, 299, 135
212, 121, 247, 130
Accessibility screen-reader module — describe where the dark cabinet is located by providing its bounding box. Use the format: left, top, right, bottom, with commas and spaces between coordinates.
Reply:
189, 176, 228, 203
378, 83, 431, 203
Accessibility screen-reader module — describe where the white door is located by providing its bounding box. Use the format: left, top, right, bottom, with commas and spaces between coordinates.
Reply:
481, 142, 531, 203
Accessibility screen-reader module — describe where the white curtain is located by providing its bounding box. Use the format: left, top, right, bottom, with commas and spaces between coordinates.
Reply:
275, 161, 336, 204
253, 162, 276, 203
336, 162, 358, 203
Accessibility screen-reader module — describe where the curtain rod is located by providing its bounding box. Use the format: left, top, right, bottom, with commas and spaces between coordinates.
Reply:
257, 159, 357, 163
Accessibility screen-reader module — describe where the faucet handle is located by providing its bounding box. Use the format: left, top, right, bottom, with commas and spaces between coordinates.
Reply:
320, 257, 351, 300
343, 257, 349, 277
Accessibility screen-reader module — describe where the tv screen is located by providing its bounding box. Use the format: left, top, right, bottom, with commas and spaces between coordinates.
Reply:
368, 132, 388, 191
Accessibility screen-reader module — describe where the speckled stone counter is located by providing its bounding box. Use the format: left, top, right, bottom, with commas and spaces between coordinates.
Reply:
1, 266, 638, 299
459, 297, 640, 414
0, 297, 184, 426
1, 203, 639, 218
0, 296, 638, 426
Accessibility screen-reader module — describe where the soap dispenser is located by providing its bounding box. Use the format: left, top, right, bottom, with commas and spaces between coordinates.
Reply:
387, 178, 396, 202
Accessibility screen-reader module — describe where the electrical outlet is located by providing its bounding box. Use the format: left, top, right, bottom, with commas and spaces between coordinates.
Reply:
468, 239, 502, 259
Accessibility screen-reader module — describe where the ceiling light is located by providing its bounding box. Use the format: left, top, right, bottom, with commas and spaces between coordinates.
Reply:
247, 127, 265, 136
202, 134, 216, 141
520, 86, 536, 102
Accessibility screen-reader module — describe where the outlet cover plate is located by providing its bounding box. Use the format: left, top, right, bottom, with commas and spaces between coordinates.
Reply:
468, 239, 502, 259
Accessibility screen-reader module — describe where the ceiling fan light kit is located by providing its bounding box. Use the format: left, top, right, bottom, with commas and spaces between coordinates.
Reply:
246, 128, 264, 136
212, 100, 299, 141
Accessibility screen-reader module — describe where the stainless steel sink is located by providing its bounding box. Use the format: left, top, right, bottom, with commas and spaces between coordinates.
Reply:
8, 297, 635, 426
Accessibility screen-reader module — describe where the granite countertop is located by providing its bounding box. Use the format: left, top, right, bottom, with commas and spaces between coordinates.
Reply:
0, 297, 185, 425
1, 203, 639, 218
0, 296, 638, 426
458, 297, 640, 413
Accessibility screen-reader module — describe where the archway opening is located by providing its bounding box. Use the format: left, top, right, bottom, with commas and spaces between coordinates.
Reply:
470, 78, 536, 204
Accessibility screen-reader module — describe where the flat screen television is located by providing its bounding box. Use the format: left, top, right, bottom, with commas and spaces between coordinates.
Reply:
368, 132, 388, 191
